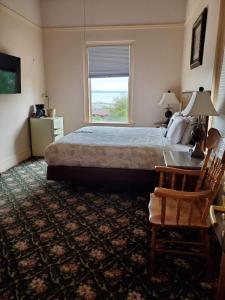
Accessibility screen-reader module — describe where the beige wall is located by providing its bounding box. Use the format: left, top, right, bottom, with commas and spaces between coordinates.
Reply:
181, 0, 225, 156
181, 0, 220, 91
0, 0, 187, 171
211, 0, 225, 147
0, 3, 45, 172
41, 0, 186, 133
1, 0, 223, 171
43, 26, 184, 133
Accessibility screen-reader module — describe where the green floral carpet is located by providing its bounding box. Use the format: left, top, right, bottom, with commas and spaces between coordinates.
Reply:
0, 159, 221, 299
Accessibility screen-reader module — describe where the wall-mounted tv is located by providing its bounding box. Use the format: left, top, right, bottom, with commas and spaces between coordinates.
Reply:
0, 53, 21, 94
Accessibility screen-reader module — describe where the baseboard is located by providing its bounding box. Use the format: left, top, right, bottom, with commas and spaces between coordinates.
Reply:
0, 149, 31, 173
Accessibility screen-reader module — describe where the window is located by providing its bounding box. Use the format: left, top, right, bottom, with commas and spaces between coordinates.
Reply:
85, 43, 133, 124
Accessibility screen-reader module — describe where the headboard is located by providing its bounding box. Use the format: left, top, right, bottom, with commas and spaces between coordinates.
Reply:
181, 90, 212, 110
180, 91, 193, 110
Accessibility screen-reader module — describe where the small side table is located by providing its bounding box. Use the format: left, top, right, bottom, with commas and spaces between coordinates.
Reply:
153, 121, 167, 128
30, 117, 64, 156
163, 150, 204, 169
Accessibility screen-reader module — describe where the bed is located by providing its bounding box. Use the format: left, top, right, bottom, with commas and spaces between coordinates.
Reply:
45, 125, 191, 185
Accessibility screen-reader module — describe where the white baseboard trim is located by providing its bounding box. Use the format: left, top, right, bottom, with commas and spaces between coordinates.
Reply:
0, 149, 31, 173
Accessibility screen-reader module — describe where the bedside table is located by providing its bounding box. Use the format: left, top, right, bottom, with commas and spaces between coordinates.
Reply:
163, 150, 204, 169
30, 117, 64, 156
153, 121, 167, 128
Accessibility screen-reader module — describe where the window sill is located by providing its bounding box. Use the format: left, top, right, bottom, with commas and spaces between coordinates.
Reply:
83, 121, 135, 127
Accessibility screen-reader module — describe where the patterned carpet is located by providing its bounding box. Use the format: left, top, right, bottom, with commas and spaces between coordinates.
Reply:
0, 159, 221, 299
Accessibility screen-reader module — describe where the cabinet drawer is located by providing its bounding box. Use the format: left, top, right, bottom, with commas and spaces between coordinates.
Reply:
53, 118, 63, 129
54, 134, 64, 142
30, 117, 64, 156
54, 128, 64, 135
53, 128, 64, 142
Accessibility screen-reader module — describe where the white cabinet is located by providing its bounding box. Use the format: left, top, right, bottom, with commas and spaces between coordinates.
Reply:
30, 117, 64, 156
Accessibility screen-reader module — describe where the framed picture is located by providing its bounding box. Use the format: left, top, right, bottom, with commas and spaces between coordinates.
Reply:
190, 8, 208, 69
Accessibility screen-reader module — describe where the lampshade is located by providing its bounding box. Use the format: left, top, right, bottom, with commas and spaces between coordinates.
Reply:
182, 91, 218, 116
158, 91, 179, 108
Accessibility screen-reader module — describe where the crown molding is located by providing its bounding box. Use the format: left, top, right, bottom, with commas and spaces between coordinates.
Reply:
0, 3, 184, 33
185, 0, 202, 25
43, 23, 184, 32
0, 3, 41, 31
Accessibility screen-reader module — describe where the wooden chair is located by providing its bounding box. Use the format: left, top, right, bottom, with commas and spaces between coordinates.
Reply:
149, 128, 225, 271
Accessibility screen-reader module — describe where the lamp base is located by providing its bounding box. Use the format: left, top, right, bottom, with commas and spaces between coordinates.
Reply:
191, 122, 207, 159
191, 142, 205, 159
165, 109, 172, 124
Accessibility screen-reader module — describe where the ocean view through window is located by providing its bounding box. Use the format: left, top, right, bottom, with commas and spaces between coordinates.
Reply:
87, 44, 131, 124
91, 77, 129, 123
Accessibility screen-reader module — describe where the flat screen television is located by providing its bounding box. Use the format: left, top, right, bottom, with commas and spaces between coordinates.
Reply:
0, 53, 21, 94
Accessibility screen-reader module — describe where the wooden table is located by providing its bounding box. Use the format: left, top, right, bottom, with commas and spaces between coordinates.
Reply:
163, 150, 204, 169
210, 206, 225, 300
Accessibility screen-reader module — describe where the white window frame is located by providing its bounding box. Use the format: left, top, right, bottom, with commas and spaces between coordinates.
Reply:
83, 41, 134, 125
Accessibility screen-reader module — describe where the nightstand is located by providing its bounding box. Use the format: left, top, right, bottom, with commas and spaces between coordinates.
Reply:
30, 117, 64, 156
163, 150, 204, 169
153, 121, 167, 128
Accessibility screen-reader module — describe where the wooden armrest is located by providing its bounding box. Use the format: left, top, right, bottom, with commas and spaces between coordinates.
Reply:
210, 205, 225, 227
210, 205, 217, 226
154, 187, 211, 200
155, 165, 203, 176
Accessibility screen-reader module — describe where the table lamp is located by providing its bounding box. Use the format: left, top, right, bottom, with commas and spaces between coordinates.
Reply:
182, 87, 218, 158
158, 91, 180, 124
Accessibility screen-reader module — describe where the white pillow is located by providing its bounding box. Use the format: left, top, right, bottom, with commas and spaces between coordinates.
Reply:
181, 116, 198, 145
167, 112, 181, 129
167, 116, 189, 144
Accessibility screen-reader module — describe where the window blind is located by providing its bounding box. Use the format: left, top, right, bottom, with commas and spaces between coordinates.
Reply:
88, 45, 130, 78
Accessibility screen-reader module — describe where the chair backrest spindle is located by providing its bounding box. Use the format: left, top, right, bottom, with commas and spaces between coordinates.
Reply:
181, 175, 186, 191
176, 198, 182, 224
161, 196, 166, 224
188, 198, 195, 225
159, 171, 164, 187
203, 151, 225, 201
171, 173, 176, 189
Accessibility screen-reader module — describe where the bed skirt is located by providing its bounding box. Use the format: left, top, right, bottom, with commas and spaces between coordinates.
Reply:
47, 165, 159, 187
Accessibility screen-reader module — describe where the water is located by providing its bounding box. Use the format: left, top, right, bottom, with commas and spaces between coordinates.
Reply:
92, 91, 128, 104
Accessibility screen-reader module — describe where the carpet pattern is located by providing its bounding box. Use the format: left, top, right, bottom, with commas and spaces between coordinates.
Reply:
0, 159, 220, 299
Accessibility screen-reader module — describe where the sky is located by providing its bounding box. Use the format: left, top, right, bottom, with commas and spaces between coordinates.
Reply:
91, 77, 128, 91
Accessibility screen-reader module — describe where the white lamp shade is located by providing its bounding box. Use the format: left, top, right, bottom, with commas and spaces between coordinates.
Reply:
182, 91, 218, 116
158, 92, 179, 108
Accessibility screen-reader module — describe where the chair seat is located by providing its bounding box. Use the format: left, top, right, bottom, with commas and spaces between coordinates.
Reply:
149, 193, 210, 228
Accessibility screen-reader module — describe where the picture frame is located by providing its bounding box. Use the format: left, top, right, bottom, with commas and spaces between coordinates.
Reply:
190, 8, 208, 69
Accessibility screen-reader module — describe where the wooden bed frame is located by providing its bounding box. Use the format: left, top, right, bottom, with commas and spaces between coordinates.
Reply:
47, 165, 159, 189
46, 91, 202, 187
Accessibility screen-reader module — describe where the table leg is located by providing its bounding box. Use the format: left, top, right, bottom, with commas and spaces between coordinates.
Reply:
217, 253, 225, 300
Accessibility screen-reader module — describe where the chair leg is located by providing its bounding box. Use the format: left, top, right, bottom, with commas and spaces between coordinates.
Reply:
217, 253, 225, 300
201, 229, 212, 275
150, 226, 157, 272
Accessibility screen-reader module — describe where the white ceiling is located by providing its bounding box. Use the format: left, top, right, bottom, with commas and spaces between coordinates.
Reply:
0, 0, 42, 25
40, 0, 187, 27
0, 0, 187, 27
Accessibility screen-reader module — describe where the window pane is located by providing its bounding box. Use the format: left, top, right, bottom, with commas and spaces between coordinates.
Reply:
91, 77, 129, 123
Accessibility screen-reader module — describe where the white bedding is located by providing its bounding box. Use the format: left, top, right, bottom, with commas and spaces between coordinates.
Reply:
45, 126, 191, 170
